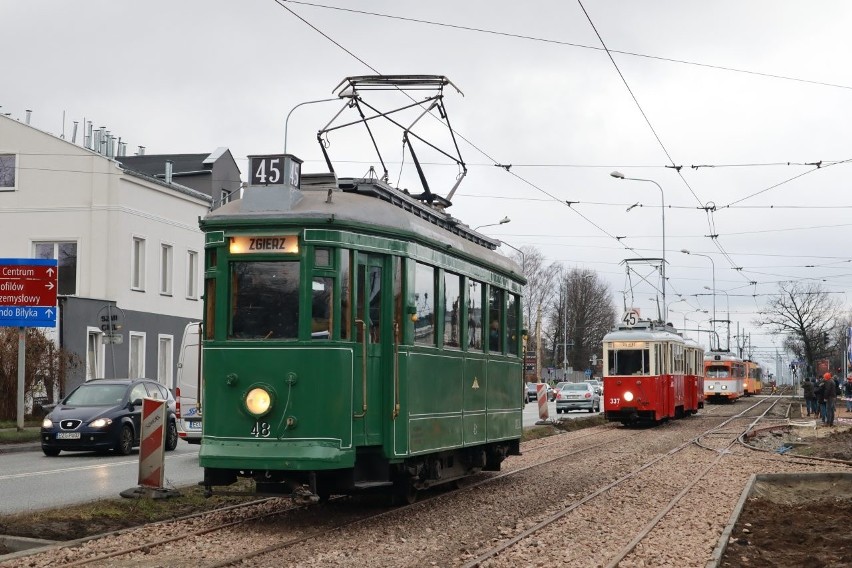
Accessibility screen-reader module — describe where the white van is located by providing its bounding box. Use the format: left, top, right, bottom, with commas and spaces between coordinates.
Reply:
175, 322, 202, 444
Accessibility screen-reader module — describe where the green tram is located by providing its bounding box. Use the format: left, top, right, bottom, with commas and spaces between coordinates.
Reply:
199, 155, 524, 502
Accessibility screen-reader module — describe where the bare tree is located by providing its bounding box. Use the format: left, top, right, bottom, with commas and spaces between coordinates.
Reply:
512, 246, 558, 350
546, 269, 617, 372
753, 281, 842, 376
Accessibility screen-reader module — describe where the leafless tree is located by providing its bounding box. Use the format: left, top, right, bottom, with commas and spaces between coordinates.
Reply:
510, 246, 558, 350
546, 268, 617, 372
753, 281, 842, 376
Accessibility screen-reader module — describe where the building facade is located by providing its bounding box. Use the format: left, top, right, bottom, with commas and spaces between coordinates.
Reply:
0, 114, 236, 397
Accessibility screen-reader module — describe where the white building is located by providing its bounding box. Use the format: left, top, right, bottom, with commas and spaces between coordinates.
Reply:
0, 114, 237, 396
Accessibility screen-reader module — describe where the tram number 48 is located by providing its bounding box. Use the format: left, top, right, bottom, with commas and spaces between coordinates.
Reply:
250, 422, 271, 438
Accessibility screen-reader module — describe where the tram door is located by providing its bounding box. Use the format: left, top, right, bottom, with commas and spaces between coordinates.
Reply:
354, 253, 387, 446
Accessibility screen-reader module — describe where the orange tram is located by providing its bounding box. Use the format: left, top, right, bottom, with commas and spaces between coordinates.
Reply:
743, 360, 763, 395
703, 351, 745, 402
602, 320, 704, 426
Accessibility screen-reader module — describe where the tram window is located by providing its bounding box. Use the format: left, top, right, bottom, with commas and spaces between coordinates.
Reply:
706, 365, 729, 378
206, 248, 217, 269
393, 258, 402, 342
341, 250, 351, 340
443, 272, 461, 348
315, 248, 331, 268
230, 261, 300, 339
488, 287, 504, 353
608, 349, 649, 375
311, 277, 333, 339
506, 293, 519, 356
467, 280, 483, 351
414, 263, 435, 345
204, 277, 215, 340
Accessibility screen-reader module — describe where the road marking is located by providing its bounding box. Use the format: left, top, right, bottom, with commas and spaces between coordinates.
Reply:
0, 454, 195, 481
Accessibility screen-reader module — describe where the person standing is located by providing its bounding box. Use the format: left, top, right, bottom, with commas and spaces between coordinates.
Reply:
802, 377, 815, 416
814, 377, 826, 423
823, 372, 837, 426
844, 377, 852, 414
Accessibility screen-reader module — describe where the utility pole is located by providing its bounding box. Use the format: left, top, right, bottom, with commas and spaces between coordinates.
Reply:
535, 305, 542, 381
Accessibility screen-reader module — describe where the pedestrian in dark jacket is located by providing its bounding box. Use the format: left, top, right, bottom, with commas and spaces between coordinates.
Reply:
802, 378, 815, 416
844, 378, 852, 413
814, 379, 826, 423
823, 373, 837, 426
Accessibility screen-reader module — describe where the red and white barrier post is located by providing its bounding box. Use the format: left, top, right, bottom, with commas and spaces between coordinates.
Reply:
139, 397, 166, 488
537, 382, 549, 420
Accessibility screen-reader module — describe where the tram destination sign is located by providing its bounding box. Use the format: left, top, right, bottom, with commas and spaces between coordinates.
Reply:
0, 258, 59, 327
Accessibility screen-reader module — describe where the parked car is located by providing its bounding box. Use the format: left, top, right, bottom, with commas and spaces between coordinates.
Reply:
555, 382, 601, 413
584, 379, 603, 395
175, 322, 202, 444
526, 382, 554, 402
40, 378, 179, 456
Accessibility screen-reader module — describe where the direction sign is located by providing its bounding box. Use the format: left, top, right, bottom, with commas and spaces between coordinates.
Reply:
0, 258, 58, 327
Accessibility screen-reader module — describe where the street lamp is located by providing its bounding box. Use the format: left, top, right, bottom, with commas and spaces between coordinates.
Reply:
681, 249, 716, 347
611, 171, 666, 321
283, 90, 355, 155
475, 216, 510, 231
498, 240, 525, 272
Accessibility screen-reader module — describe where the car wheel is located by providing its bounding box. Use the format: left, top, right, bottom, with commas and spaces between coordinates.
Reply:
588, 406, 594, 413
165, 420, 178, 451
116, 424, 134, 455
42, 447, 60, 457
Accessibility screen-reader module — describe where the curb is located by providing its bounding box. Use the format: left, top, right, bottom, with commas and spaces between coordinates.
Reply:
0, 443, 41, 454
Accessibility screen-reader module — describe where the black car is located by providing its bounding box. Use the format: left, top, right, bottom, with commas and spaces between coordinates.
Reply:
41, 378, 179, 456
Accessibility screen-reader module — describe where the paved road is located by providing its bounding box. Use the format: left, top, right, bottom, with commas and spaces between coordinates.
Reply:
0, 443, 202, 514
523, 400, 601, 427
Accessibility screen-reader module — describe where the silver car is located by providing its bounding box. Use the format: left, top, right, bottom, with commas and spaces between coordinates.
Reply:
555, 382, 601, 414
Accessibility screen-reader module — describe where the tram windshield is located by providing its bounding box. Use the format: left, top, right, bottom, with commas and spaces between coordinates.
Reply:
607, 348, 649, 376
230, 261, 300, 339
706, 365, 730, 378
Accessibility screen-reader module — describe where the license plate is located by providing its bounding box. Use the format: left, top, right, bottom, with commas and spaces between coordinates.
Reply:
186, 421, 202, 430
56, 432, 81, 440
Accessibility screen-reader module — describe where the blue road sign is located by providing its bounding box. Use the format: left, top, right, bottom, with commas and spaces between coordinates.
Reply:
0, 306, 57, 327
585, 368, 592, 376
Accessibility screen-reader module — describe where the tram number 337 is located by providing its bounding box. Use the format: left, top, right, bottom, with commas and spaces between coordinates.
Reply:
250, 422, 271, 438
609, 398, 620, 405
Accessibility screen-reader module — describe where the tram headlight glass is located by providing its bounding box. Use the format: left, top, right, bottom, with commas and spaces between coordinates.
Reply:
708, 385, 715, 390
246, 388, 272, 417
721, 385, 728, 390
623, 391, 634, 402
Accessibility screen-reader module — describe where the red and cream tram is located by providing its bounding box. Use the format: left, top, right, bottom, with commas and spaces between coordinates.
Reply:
703, 351, 745, 402
603, 320, 704, 426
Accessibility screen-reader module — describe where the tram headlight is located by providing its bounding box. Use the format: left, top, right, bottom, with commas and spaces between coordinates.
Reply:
623, 391, 634, 402
245, 388, 272, 417
721, 385, 728, 390
708, 385, 715, 390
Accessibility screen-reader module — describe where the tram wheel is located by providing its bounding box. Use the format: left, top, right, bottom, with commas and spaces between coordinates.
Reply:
392, 477, 418, 506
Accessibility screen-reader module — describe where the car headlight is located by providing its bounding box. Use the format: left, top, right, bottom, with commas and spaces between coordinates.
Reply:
89, 418, 113, 428
42, 418, 53, 428
246, 387, 272, 417
623, 391, 634, 402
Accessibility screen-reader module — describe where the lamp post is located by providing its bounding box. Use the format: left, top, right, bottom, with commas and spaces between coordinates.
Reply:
611, 171, 666, 322
475, 216, 510, 231
284, 90, 355, 155
681, 249, 716, 347
498, 240, 525, 273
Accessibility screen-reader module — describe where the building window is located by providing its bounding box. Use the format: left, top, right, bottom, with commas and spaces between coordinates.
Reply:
33, 241, 77, 295
186, 250, 198, 299
86, 328, 103, 380
158, 335, 173, 387
0, 154, 16, 190
160, 244, 173, 296
131, 237, 146, 290
129, 332, 145, 378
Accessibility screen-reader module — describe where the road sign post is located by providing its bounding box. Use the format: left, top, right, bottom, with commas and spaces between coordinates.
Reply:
1, 258, 59, 430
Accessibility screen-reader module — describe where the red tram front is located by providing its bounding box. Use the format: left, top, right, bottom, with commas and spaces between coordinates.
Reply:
602, 320, 704, 426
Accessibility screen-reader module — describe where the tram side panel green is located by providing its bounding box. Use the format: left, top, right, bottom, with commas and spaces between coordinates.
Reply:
199, 346, 355, 471
486, 359, 524, 442
406, 351, 464, 454
463, 356, 487, 445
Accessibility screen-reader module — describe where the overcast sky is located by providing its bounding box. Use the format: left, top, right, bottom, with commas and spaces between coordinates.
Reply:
4, 1, 852, 364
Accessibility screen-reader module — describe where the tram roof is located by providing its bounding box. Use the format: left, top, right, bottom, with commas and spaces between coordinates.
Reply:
704, 350, 743, 363
203, 174, 524, 280
603, 321, 685, 344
